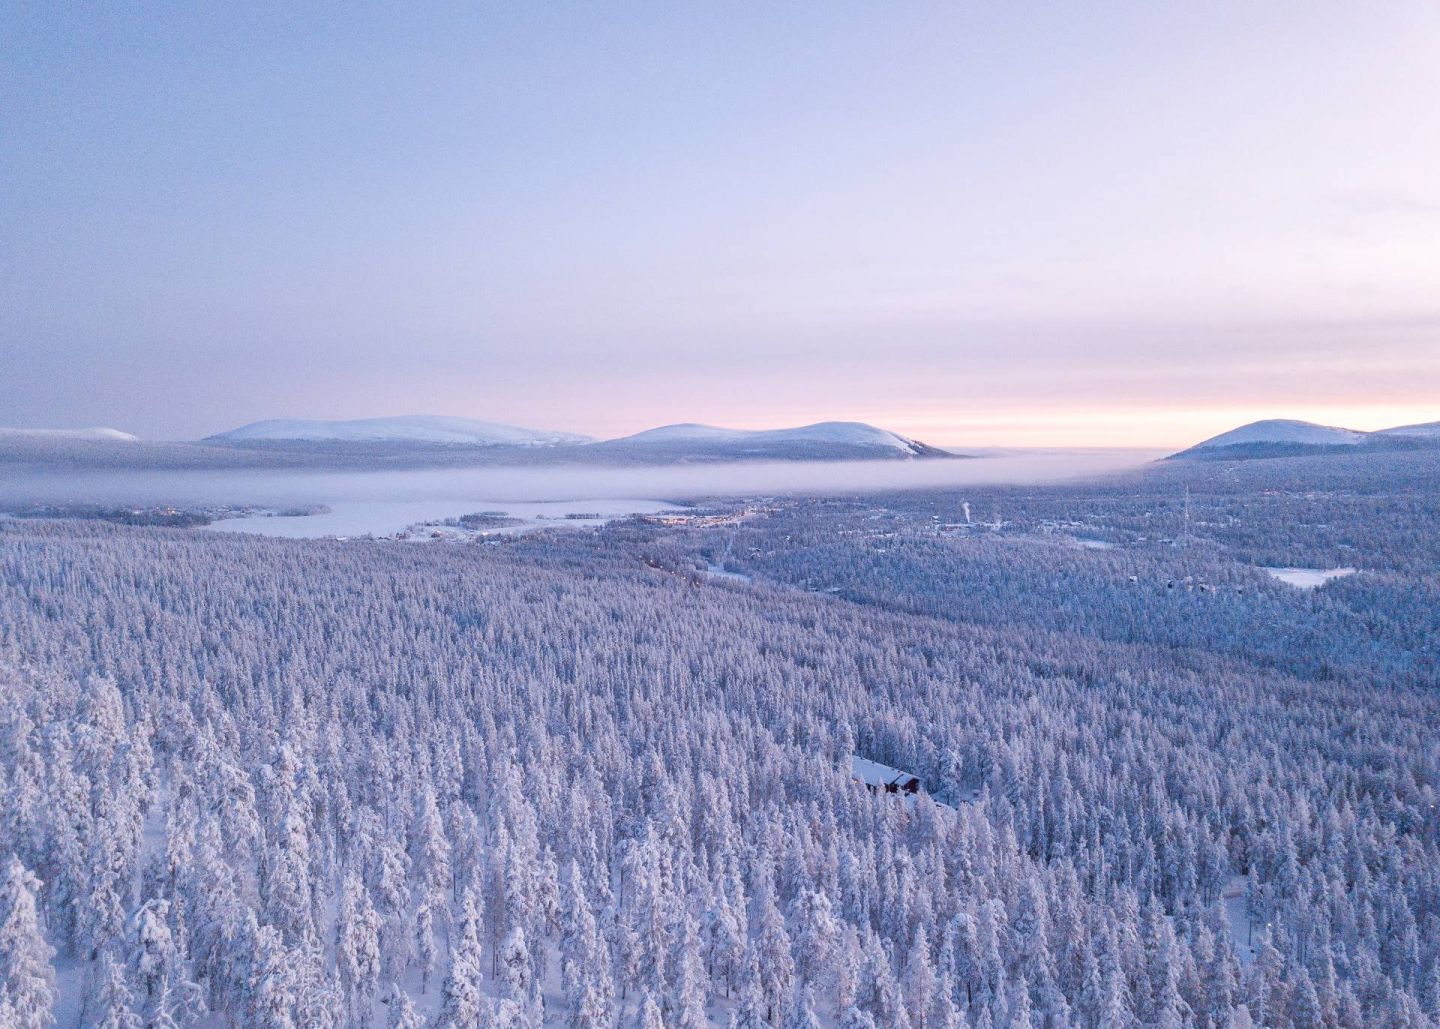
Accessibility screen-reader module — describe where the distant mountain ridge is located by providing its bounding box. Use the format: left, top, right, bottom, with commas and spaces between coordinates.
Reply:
1171, 417, 1440, 459
598, 421, 949, 459
202, 416, 954, 462
208, 416, 592, 447
1377, 420, 1440, 439
0, 426, 138, 442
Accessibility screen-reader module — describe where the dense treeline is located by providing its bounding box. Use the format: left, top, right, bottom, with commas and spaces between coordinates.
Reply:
0, 506, 1437, 1026
696, 510, 1438, 686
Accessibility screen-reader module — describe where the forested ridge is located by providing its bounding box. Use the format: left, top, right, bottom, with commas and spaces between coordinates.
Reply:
0, 484, 1437, 1026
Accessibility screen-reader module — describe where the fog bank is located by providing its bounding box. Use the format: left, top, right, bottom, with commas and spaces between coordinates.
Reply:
0, 449, 1161, 511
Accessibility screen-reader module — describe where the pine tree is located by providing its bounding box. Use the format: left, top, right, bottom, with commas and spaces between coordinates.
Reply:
671, 906, 709, 1029
335, 871, 382, 1021
436, 885, 486, 1028
784, 983, 824, 1029
245, 922, 299, 1029
92, 952, 143, 1029
415, 901, 438, 995
383, 983, 425, 1029
629, 989, 665, 1029
499, 924, 532, 1004
127, 898, 201, 1024
756, 887, 795, 1022
411, 787, 452, 929
904, 924, 937, 1028
730, 979, 770, 1029
839, 1006, 878, 1029
791, 889, 839, 988
0, 857, 55, 1029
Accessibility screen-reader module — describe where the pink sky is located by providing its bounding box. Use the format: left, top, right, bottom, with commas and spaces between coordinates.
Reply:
4, 3, 1438, 447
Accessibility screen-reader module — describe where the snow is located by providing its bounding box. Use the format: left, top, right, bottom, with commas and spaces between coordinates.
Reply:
1192, 419, 1366, 449
703, 563, 752, 583
614, 421, 925, 453
1264, 566, 1356, 589
205, 498, 681, 539
1223, 875, 1256, 966
0, 426, 138, 442
1377, 420, 1440, 438
209, 416, 592, 447
620, 423, 755, 443
850, 755, 919, 790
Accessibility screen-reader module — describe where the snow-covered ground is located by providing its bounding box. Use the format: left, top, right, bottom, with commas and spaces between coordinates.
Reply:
703, 563, 752, 583
1263, 566, 1356, 589
1223, 875, 1256, 966
205, 499, 681, 540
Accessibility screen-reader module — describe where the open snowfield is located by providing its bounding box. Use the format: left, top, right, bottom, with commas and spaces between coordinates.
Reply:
1263, 566, 1357, 588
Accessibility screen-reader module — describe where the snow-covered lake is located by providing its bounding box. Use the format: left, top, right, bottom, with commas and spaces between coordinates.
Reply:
1264, 566, 1357, 589
206, 498, 680, 539
1, 449, 1163, 541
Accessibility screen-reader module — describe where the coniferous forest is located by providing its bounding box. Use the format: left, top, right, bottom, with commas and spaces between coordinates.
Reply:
1, 453, 1438, 1027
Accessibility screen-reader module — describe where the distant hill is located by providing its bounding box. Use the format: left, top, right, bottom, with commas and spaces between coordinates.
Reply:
207, 416, 592, 447
0, 426, 139, 442
1376, 420, 1440, 439
1170, 417, 1440, 460
199, 416, 954, 464
593, 421, 953, 461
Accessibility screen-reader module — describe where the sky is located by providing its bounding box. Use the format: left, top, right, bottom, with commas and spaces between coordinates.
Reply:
3, 2, 1438, 447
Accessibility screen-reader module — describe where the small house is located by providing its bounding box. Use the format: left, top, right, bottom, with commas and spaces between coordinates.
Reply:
851, 755, 921, 795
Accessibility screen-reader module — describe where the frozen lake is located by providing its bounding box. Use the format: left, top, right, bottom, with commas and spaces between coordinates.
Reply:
0, 448, 1163, 540
206, 498, 681, 539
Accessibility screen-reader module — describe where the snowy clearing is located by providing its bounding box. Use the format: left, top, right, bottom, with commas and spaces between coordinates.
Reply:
1263, 566, 1356, 589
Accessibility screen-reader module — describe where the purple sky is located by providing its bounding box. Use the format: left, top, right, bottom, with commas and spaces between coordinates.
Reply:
3, 3, 1438, 446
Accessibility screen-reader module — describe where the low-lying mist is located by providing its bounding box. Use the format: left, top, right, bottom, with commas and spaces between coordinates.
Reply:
0, 450, 1161, 512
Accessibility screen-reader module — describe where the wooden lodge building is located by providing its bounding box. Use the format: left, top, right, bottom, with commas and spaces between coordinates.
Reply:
851, 755, 921, 795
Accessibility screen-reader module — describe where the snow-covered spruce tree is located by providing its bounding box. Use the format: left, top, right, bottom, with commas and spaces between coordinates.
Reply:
783, 983, 823, 1029
669, 905, 709, 1029
0, 856, 54, 1028
629, 989, 665, 1029
498, 923, 533, 1008
335, 870, 382, 1021
414, 900, 438, 995
436, 884, 485, 1028
127, 897, 203, 1025
90, 952, 143, 1029
383, 982, 425, 1029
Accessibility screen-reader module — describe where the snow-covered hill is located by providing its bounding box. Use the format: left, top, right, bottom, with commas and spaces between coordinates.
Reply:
202, 417, 952, 462
605, 421, 948, 458
0, 426, 138, 442
1376, 420, 1440, 439
208, 416, 592, 447
1191, 420, 1366, 450
1171, 416, 1440, 460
